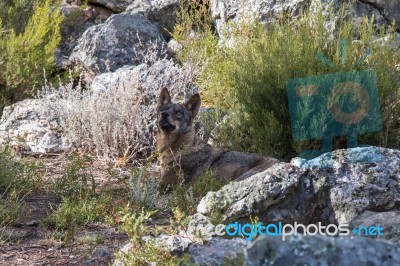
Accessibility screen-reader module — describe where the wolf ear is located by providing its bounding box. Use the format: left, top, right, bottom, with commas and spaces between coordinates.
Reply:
158, 88, 171, 111
185, 93, 201, 118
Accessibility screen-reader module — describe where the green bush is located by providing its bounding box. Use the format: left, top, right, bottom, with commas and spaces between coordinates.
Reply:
199, 6, 400, 160
0, 0, 63, 109
0, 146, 43, 196
169, 170, 229, 215
52, 155, 96, 201
45, 154, 117, 243
115, 207, 177, 265
44, 197, 110, 229
172, 0, 218, 68
127, 167, 160, 209
0, 147, 42, 226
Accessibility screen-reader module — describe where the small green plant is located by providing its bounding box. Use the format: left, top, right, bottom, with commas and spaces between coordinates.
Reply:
172, 0, 218, 68
169, 170, 229, 215
171, 207, 191, 231
0, 228, 26, 244
0, 189, 28, 226
0, 146, 42, 226
44, 195, 114, 243
77, 233, 105, 246
52, 154, 96, 201
45, 154, 116, 243
44, 197, 108, 229
127, 167, 160, 209
115, 206, 177, 265
0, 146, 43, 194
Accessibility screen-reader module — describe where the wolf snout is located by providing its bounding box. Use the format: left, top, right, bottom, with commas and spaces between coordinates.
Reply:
159, 119, 176, 131
161, 111, 169, 118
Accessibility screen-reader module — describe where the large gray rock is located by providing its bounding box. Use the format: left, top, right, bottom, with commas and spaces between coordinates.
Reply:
188, 237, 249, 266
197, 147, 400, 224
90, 59, 186, 94
299, 147, 400, 224
70, 11, 167, 74
197, 163, 311, 224
57, 2, 114, 68
361, 0, 400, 31
244, 234, 400, 266
127, 0, 180, 39
142, 234, 193, 255
350, 211, 400, 244
0, 98, 71, 154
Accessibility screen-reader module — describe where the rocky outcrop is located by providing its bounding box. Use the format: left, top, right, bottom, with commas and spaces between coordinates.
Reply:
90, 59, 186, 94
350, 211, 400, 244
197, 147, 400, 224
244, 234, 400, 266
197, 163, 311, 224
188, 237, 249, 265
0, 98, 71, 154
211, 0, 400, 42
126, 0, 180, 39
115, 231, 400, 265
210, 0, 309, 38
70, 11, 167, 74
57, 1, 114, 68
360, 0, 400, 30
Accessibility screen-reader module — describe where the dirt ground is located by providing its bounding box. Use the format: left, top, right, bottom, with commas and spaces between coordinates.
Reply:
0, 154, 132, 266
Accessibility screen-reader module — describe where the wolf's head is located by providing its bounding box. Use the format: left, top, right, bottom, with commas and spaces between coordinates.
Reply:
157, 88, 201, 135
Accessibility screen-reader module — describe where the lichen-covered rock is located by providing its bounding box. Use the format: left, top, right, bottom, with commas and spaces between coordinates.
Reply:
142, 234, 193, 255
197, 147, 400, 224
244, 234, 400, 266
189, 237, 249, 266
211, 0, 400, 44
127, 0, 179, 39
57, 2, 114, 68
350, 211, 400, 244
70, 11, 166, 74
197, 163, 311, 223
210, 0, 309, 38
90, 59, 185, 94
360, 0, 400, 30
0, 98, 71, 154
303, 147, 400, 224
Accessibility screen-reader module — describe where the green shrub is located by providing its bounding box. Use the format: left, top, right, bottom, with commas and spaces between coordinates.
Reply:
44, 197, 110, 229
0, 189, 28, 226
115, 207, 177, 265
52, 155, 96, 201
0, 0, 46, 34
45, 154, 118, 243
169, 170, 229, 215
127, 167, 160, 209
0, 0, 63, 109
172, 0, 218, 68
0, 147, 42, 226
44, 195, 114, 244
0, 146, 42, 195
200, 6, 400, 160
